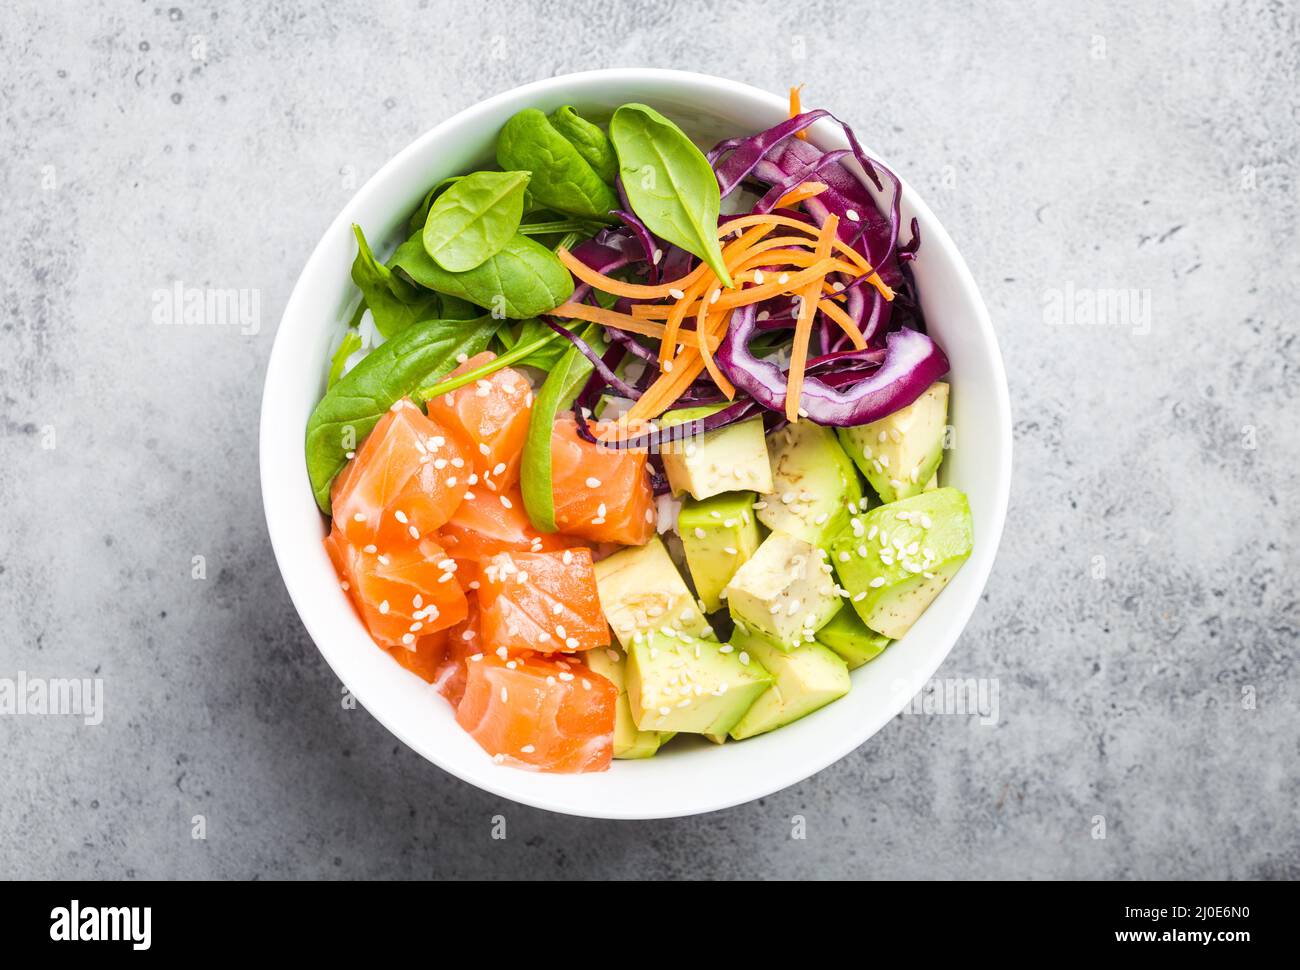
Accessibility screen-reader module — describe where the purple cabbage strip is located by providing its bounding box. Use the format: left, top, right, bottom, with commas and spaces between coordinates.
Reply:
715, 304, 948, 427
571, 343, 630, 446
610, 397, 761, 453
545, 319, 640, 400
712, 110, 834, 197
611, 212, 660, 283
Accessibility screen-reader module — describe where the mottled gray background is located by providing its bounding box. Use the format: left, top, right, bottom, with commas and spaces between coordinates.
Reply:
1, 0, 1296, 880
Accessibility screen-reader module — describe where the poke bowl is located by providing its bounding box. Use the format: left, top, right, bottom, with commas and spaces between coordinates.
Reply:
259, 68, 1011, 818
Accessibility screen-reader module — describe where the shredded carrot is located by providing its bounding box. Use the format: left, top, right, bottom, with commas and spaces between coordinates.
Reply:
715, 215, 892, 299
789, 85, 807, 140
817, 298, 866, 350
556, 248, 712, 301
775, 181, 826, 207
712, 259, 837, 310
694, 293, 735, 399
549, 302, 719, 350
660, 224, 773, 365
785, 215, 839, 422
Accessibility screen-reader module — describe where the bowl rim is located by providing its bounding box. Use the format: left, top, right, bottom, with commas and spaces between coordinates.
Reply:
259, 68, 1012, 818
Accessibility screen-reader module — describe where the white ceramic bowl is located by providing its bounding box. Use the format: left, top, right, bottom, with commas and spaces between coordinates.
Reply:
260, 69, 1011, 819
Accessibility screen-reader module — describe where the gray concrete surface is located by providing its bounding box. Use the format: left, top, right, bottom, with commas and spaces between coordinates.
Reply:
1, 0, 1297, 880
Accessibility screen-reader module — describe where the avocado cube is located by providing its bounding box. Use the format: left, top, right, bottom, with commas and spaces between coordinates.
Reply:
677, 491, 762, 612
829, 487, 973, 639
815, 607, 891, 669
626, 630, 772, 735
728, 630, 850, 740
724, 530, 842, 650
660, 405, 773, 501
758, 421, 864, 546
594, 536, 713, 648
838, 382, 948, 504
584, 646, 673, 759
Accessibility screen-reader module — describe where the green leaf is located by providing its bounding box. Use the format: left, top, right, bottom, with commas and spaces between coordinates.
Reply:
390, 230, 574, 319
510, 317, 568, 369
496, 108, 619, 221
327, 329, 363, 388
521, 327, 607, 533
421, 170, 530, 272
609, 103, 733, 287
305, 315, 501, 513
548, 105, 619, 184
351, 225, 442, 338
407, 176, 464, 234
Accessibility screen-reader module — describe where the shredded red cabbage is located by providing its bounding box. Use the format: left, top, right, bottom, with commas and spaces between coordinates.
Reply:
715, 305, 948, 427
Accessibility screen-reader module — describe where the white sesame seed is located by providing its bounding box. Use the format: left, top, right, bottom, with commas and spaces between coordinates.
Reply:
402, 633, 415, 645
500, 495, 512, 509
669, 288, 686, 300
869, 577, 886, 588
585, 477, 602, 488
846, 208, 860, 222
378, 600, 390, 614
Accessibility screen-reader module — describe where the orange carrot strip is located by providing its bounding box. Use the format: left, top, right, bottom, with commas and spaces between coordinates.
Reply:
695, 295, 735, 399
557, 248, 711, 301
817, 298, 867, 350
713, 259, 838, 310
775, 182, 826, 207
785, 215, 839, 422
629, 259, 858, 321
549, 302, 718, 350
789, 85, 807, 140
660, 224, 772, 365
716, 214, 893, 299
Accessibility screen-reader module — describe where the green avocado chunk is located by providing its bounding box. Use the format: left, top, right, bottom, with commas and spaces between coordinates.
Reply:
677, 491, 762, 612
626, 630, 771, 736
584, 646, 671, 759
593, 536, 713, 648
660, 405, 773, 500
838, 381, 948, 504
724, 530, 842, 650
728, 630, 850, 740
829, 487, 973, 639
758, 421, 864, 546
815, 607, 891, 669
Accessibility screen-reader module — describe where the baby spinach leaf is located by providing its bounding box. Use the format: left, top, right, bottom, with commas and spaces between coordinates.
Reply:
407, 176, 464, 234
521, 326, 607, 533
509, 317, 568, 370
421, 170, 530, 272
305, 315, 501, 513
327, 329, 363, 388
496, 108, 619, 221
433, 293, 483, 320
416, 324, 559, 401
390, 230, 574, 319
548, 105, 618, 184
609, 103, 733, 287
351, 224, 442, 338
